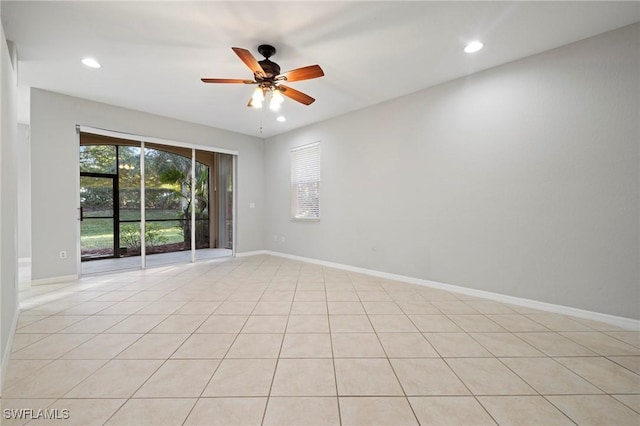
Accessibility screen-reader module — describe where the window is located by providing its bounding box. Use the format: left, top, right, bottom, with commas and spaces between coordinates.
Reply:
291, 142, 320, 220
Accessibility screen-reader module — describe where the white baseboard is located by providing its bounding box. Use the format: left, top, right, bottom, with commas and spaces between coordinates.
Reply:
31, 274, 78, 286
235, 250, 268, 258
262, 250, 639, 331
0, 304, 20, 397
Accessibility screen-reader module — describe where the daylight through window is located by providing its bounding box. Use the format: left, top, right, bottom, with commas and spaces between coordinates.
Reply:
290, 142, 320, 220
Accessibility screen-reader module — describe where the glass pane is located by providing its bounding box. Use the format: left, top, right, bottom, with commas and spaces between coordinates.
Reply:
119, 146, 141, 222
80, 145, 117, 174
218, 153, 233, 250
194, 160, 210, 249
144, 146, 192, 264
197, 152, 232, 262
80, 176, 115, 259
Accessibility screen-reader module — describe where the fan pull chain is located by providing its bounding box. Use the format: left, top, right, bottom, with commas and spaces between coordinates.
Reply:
259, 101, 265, 134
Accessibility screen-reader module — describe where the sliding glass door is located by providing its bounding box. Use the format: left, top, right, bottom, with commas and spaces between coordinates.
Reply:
79, 134, 234, 275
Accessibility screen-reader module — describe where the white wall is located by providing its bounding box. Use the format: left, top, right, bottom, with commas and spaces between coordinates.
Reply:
0, 17, 19, 390
17, 123, 30, 260
264, 24, 640, 320
30, 89, 264, 281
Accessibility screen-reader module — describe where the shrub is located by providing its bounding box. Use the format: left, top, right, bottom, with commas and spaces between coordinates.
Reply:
120, 223, 168, 249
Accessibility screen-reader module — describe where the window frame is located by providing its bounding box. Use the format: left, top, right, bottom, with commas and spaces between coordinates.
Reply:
290, 141, 321, 222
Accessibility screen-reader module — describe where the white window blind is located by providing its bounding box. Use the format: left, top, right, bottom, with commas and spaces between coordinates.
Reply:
290, 142, 320, 220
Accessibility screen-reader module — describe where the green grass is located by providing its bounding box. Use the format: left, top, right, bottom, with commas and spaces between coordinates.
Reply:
81, 209, 185, 251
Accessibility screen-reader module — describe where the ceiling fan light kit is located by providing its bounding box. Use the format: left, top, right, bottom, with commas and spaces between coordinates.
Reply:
201, 44, 324, 112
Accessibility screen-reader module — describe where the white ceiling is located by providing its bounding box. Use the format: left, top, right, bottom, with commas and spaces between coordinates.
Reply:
3, 1, 639, 138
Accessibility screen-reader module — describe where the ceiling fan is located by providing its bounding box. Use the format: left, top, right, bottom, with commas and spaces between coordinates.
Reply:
201, 44, 324, 110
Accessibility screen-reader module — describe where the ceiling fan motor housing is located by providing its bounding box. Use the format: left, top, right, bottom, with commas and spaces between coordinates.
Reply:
257, 60, 280, 79
257, 44, 280, 79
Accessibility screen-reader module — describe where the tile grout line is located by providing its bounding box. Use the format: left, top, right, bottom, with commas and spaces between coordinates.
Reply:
324, 266, 343, 426
260, 261, 300, 426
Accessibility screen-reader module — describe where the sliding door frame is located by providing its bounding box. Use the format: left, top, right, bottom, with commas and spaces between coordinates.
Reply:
76, 125, 238, 275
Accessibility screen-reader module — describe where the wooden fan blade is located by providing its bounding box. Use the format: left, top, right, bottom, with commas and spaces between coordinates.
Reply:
280, 65, 324, 82
278, 85, 315, 105
201, 78, 255, 84
232, 47, 266, 77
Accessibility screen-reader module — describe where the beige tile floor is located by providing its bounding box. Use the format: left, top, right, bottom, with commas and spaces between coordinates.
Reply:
2, 255, 639, 425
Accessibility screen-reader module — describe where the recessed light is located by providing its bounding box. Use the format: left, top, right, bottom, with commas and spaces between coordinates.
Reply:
464, 41, 484, 53
276, 116, 286, 122
81, 57, 101, 68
